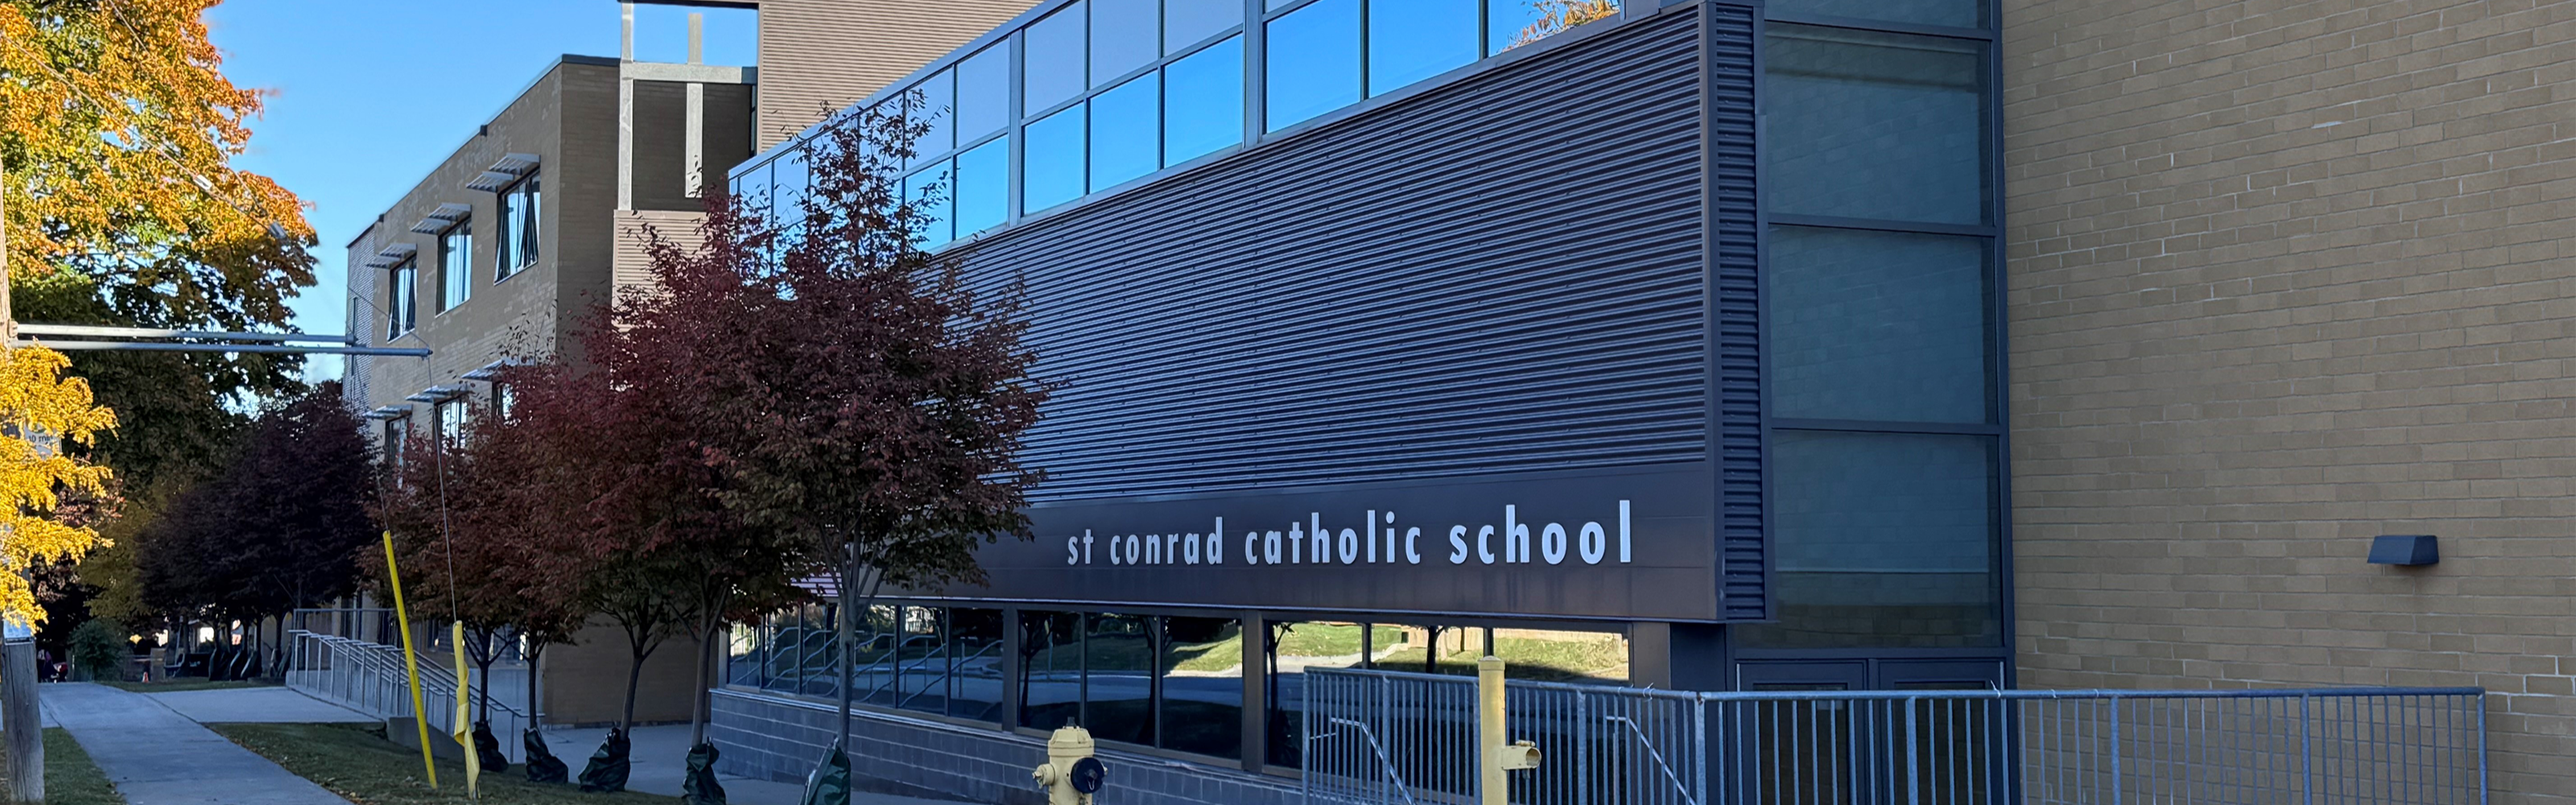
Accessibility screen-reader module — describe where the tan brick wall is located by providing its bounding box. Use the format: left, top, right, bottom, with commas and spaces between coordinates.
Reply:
2004, 0, 2576, 800
543, 618, 709, 727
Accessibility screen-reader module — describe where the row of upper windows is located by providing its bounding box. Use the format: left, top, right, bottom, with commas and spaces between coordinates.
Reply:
729, 0, 1623, 251
383, 174, 542, 340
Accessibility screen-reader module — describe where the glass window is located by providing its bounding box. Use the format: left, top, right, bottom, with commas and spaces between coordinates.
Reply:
853, 605, 902, 706
1025, 2, 1088, 114
954, 137, 1009, 237
1163, 36, 1244, 166
1769, 226, 1990, 423
437, 398, 473, 444
895, 607, 951, 716
1019, 612, 1082, 730
387, 261, 416, 338
956, 45, 1010, 142
382, 418, 409, 469
1737, 430, 2000, 649
948, 609, 1005, 721
909, 69, 956, 166
733, 159, 773, 215
1261, 621, 1385, 767
1264, 0, 1360, 132
1024, 105, 1088, 213
496, 173, 541, 277
1159, 617, 1242, 758
1089, 73, 1160, 192
1770, 0, 1980, 29
773, 147, 811, 212
1091, 0, 1158, 85
440, 221, 471, 312
904, 162, 954, 248
1765, 24, 1986, 225
1488, 0, 1618, 55
1084, 613, 1154, 746
1166, 0, 1241, 52
1369, 0, 1477, 97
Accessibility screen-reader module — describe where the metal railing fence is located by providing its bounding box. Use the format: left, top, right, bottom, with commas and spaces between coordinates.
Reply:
285, 630, 530, 762
1303, 667, 2484, 805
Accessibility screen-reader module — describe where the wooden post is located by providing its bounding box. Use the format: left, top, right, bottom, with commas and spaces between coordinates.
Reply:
6, 629, 42, 803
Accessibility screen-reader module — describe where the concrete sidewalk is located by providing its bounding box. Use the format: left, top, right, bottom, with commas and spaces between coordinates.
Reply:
42, 683, 354, 805
146, 686, 374, 724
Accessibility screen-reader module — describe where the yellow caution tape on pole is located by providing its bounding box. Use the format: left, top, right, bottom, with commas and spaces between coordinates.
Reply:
452, 621, 480, 799
382, 531, 437, 788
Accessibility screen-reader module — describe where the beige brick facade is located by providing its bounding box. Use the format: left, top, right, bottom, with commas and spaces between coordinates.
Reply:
2004, 0, 2576, 799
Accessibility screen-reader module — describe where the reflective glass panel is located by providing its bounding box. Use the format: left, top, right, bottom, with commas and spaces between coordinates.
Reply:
733, 159, 771, 214
773, 146, 811, 210
896, 607, 950, 716
953, 136, 1009, 236
1264, 0, 1359, 132
1024, 105, 1088, 212
903, 161, 954, 248
1089, 73, 1160, 191
1159, 617, 1242, 758
1166, 0, 1242, 52
853, 605, 902, 706
1765, 24, 1986, 225
948, 609, 1005, 721
1261, 621, 1386, 767
1025, 2, 1088, 113
1019, 612, 1082, 730
1772, 0, 1980, 29
1737, 431, 2000, 648
440, 221, 471, 311
908, 69, 955, 167
956, 45, 1010, 142
1164, 36, 1244, 166
1084, 613, 1154, 746
1769, 226, 1989, 423
1488, 0, 1618, 55
1370, 0, 1477, 96
1091, 0, 1159, 85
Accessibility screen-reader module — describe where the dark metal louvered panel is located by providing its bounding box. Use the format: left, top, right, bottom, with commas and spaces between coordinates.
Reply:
1707, 5, 1769, 621
964, 10, 1713, 504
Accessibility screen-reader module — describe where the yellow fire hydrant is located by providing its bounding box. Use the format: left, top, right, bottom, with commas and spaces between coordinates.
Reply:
1030, 724, 1107, 805
1480, 656, 1542, 805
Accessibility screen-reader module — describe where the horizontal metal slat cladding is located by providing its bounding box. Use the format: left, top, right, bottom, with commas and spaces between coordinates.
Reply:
1707, 5, 1766, 621
960, 10, 1711, 502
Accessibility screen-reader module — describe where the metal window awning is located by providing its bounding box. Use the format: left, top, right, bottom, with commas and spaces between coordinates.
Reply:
460, 358, 516, 381
408, 203, 474, 234
363, 406, 413, 421
464, 153, 541, 192
361, 242, 418, 269
403, 386, 471, 404
8, 324, 433, 357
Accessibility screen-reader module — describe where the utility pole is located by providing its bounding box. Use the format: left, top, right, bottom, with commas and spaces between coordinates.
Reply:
1, 152, 40, 805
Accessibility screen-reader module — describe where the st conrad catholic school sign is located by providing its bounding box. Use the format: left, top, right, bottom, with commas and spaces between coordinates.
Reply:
919, 463, 1724, 622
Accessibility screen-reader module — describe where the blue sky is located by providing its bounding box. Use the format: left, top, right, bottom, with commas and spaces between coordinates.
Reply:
202, 1, 758, 381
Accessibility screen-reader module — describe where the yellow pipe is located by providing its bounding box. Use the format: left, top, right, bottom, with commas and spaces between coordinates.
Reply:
382, 532, 437, 788
1480, 655, 1504, 805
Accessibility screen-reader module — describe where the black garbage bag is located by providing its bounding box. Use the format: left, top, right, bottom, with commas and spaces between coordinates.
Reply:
524, 729, 569, 783
799, 741, 849, 805
578, 728, 633, 792
683, 741, 728, 805
472, 721, 510, 775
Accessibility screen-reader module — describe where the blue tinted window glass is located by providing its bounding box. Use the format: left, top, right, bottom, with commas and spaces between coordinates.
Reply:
1769, 226, 1988, 423
774, 145, 811, 209
909, 68, 955, 167
733, 159, 771, 215
954, 137, 1008, 236
1091, 0, 1158, 86
1369, 0, 1476, 96
1089, 73, 1160, 191
1166, 0, 1241, 52
1024, 105, 1088, 213
956, 45, 1009, 142
1488, 0, 1617, 55
1026, 2, 1088, 114
1265, 0, 1359, 132
1163, 36, 1243, 166
1765, 24, 1985, 225
904, 161, 954, 248
1738, 431, 1998, 649
1772, 0, 1979, 29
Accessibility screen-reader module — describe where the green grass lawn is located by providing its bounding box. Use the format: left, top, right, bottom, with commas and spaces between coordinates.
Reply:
97, 679, 275, 694
209, 722, 679, 804
4, 728, 130, 805
1376, 634, 1629, 683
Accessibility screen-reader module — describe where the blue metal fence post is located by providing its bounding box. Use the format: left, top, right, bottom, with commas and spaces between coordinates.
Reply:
2108, 698, 2122, 805
2299, 693, 2312, 805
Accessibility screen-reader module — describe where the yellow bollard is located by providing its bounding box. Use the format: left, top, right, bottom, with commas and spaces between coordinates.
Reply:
1478, 655, 1542, 805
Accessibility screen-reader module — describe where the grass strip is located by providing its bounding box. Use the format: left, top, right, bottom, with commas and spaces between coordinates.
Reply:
208, 722, 679, 804
5, 728, 130, 805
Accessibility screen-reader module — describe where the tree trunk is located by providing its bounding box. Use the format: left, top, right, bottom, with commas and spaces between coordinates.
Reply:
687, 613, 719, 746
622, 644, 647, 732
836, 546, 854, 751
471, 629, 497, 724
526, 640, 547, 727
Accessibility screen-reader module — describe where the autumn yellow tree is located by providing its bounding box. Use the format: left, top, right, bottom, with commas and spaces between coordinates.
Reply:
0, 346, 115, 627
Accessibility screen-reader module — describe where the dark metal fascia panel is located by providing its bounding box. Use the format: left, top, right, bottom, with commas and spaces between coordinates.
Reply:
1706, 4, 1765, 621
961, 12, 1711, 503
